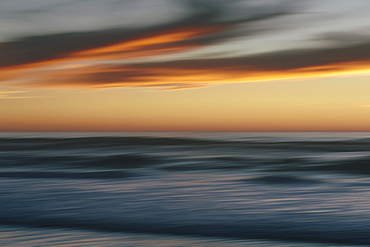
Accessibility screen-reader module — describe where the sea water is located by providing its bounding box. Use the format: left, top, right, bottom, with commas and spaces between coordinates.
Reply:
1, 132, 370, 246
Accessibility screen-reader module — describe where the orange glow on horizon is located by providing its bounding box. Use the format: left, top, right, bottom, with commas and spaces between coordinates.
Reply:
2, 75, 370, 132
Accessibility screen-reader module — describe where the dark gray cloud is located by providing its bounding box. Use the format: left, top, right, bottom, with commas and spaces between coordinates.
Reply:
0, 0, 296, 68
0, 28, 137, 68
129, 41, 370, 72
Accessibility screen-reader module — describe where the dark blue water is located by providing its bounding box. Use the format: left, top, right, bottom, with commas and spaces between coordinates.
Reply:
1, 132, 370, 246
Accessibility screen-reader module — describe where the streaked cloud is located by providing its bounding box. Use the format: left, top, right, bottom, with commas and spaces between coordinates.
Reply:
1, 0, 370, 89
0, 90, 39, 99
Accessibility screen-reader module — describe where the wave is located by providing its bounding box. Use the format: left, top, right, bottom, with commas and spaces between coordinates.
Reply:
0, 210, 369, 245
2, 151, 370, 177
0, 153, 162, 170
286, 156, 370, 174
245, 175, 321, 185
0, 171, 134, 179
2, 136, 370, 176
0, 136, 228, 151
2, 136, 370, 149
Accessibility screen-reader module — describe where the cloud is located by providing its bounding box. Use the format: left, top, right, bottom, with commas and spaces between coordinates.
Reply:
2, 0, 370, 90
10, 39, 370, 90
0, 90, 39, 99
0, 0, 294, 67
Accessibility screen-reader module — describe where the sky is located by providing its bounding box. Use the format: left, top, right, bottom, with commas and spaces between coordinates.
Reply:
1, 0, 370, 131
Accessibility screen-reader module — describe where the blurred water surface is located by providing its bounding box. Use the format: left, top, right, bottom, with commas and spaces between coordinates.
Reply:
1, 132, 370, 246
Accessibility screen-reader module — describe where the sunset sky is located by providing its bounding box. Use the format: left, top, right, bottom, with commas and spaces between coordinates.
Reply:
1, 0, 370, 131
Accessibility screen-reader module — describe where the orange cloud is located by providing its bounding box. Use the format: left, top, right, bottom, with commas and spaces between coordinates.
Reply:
2, 1, 370, 90
9, 40, 370, 90
71, 26, 228, 59
0, 24, 231, 86
0, 0, 297, 87
14, 58, 370, 90
0, 90, 40, 99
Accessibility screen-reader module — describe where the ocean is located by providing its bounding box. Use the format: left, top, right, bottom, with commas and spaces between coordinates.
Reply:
1, 132, 370, 246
